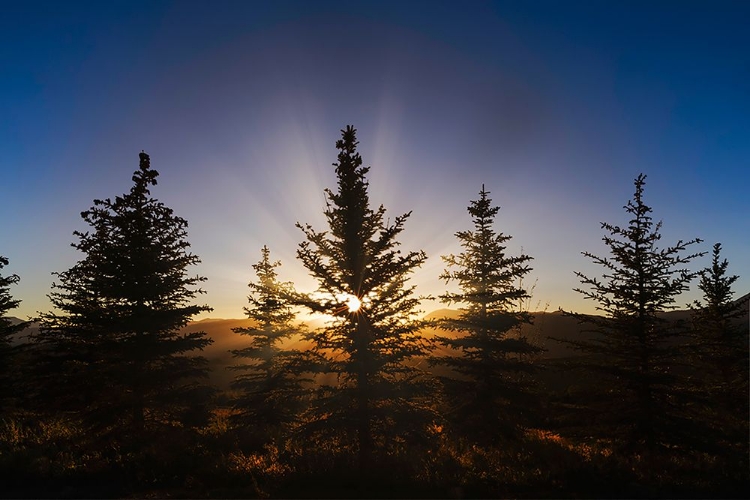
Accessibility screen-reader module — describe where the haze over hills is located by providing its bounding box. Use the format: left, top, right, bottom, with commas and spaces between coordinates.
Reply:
6, 294, 748, 390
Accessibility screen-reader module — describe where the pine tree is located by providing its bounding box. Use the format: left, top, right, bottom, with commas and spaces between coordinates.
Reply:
432, 186, 541, 442
34, 152, 213, 443
556, 174, 703, 454
688, 243, 748, 463
230, 245, 311, 446
0, 256, 30, 414
296, 125, 431, 475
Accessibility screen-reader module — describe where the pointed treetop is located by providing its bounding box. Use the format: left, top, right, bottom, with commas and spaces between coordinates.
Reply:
331, 125, 369, 203
697, 243, 739, 310
334, 126, 364, 168
132, 150, 158, 197
467, 184, 500, 228
627, 173, 652, 221
254, 245, 283, 294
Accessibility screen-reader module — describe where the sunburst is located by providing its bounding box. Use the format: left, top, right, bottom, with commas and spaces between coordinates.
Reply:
345, 294, 362, 313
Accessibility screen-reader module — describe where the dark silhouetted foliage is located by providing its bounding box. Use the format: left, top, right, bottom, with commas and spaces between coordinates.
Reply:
33, 152, 213, 446
0, 257, 26, 337
431, 185, 542, 441
230, 245, 312, 446
296, 125, 434, 476
2, 152, 745, 498
0, 256, 30, 414
687, 243, 749, 469
555, 174, 704, 454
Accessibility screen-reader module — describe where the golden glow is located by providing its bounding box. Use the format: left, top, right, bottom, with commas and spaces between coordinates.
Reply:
345, 294, 362, 313
306, 291, 366, 318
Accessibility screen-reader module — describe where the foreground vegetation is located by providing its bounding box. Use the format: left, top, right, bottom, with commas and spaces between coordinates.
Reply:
1, 364, 747, 499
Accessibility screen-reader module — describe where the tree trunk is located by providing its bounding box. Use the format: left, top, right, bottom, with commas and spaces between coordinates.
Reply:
355, 317, 372, 482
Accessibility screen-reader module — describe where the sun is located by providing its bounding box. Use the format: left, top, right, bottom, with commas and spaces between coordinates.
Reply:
345, 294, 362, 313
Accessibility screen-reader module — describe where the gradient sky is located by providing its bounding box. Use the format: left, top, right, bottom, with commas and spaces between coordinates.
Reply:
2, 0, 748, 320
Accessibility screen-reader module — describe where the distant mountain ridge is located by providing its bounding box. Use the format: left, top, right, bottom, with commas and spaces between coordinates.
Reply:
5, 296, 748, 389
6, 290, 747, 333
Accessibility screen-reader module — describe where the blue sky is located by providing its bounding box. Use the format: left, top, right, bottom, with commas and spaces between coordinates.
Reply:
2, 0, 748, 319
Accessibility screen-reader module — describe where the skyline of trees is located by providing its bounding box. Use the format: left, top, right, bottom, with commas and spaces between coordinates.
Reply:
0, 130, 747, 498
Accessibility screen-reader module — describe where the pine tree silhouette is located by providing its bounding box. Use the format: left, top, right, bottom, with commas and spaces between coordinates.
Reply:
431, 185, 542, 442
296, 126, 433, 477
555, 174, 703, 454
688, 243, 748, 466
34, 152, 213, 445
230, 245, 312, 447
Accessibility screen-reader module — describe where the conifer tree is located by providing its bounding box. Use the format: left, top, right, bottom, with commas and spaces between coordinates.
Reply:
688, 243, 748, 462
0, 256, 30, 413
432, 186, 541, 441
296, 125, 431, 474
34, 152, 213, 442
230, 245, 310, 445
557, 174, 703, 453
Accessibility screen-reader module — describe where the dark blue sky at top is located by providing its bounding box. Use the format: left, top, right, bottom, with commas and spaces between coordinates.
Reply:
2, 0, 748, 318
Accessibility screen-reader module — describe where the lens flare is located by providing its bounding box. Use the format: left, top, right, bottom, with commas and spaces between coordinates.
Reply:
346, 294, 362, 313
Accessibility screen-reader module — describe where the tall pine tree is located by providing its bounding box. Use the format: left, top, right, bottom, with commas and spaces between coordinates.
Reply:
296, 126, 432, 475
35, 152, 213, 443
556, 174, 703, 454
230, 245, 311, 446
432, 186, 541, 442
